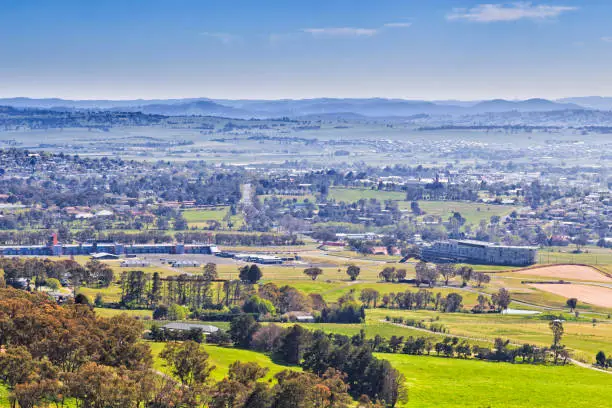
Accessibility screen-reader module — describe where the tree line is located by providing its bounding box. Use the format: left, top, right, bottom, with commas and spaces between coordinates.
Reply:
212, 315, 407, 406
1, 258, 114, 290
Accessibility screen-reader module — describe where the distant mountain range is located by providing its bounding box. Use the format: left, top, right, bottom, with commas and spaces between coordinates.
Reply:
0, 96, 605, 119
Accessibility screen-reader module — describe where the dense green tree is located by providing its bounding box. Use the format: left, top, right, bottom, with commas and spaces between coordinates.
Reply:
346, 264, 360, 281
229, 314, 261, 348
549, 320, 565, 365
491, 288, 511, 312
239, 264, 263, 284
359, 288, 380, 308
595, 350, 607, 367
160, 341, 214, 386
378, 267, 396, 282
277, 325, 310, 365
566, 298, 578, 312
303, 267, 323, 281
203, 262, 218, 281
243, 295, 276, 315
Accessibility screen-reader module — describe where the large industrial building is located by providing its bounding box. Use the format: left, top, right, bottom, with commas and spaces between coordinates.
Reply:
0, 234, 219, 257
420, 239, 537, 266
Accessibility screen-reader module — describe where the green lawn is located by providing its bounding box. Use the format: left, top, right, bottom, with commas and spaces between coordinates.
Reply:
328, 187, 406, 203
149, 342, 299, 382
182, 207, 230, 222
381, 353, 612, 408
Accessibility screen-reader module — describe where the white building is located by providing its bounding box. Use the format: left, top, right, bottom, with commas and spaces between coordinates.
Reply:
421, 240, 537, 266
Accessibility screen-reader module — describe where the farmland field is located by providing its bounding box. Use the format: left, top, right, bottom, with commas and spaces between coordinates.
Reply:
528, 283, 612, 308
381, 353, 612, 408
367, 308, 612, 361
512, 264, 612, 282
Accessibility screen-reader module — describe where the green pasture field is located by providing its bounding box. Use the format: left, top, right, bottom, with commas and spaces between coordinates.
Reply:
381, 353, 612, 408
283, 319, 492, 350
182, 207, 229, 222
149, 342, 299, 382
327, 187, 406, 203
77, 285, 123, 303
401, 200, 518, 226
367, 308, 612, 362
180, 207, 245, 229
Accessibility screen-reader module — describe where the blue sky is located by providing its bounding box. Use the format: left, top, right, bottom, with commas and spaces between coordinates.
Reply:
0, 0, 611, 100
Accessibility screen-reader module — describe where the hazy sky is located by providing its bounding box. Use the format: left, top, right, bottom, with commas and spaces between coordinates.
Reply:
1, 0, 611, 100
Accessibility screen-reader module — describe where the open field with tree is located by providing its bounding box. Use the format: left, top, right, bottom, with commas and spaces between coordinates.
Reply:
367, 308, 612, 362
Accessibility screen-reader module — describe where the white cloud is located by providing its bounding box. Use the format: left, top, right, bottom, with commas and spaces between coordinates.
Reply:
200, 32, 239, 44
447, 2, 577, 22
383, 22, 413, 28
302, 21, 411, 38
601, 37, 612, 43
302, 27, 379, 37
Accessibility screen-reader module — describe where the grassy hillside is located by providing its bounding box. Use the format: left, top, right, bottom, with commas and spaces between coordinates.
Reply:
381, 353, 612, 408
149, 342, 299, 382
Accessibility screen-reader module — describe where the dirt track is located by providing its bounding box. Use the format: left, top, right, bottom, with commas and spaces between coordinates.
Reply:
515, 265, 612, 282
528, 283, 612, 308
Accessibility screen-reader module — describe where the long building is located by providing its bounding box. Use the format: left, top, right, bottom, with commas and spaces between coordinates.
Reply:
420, 239, 537, 266
0, 236, 219, 257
